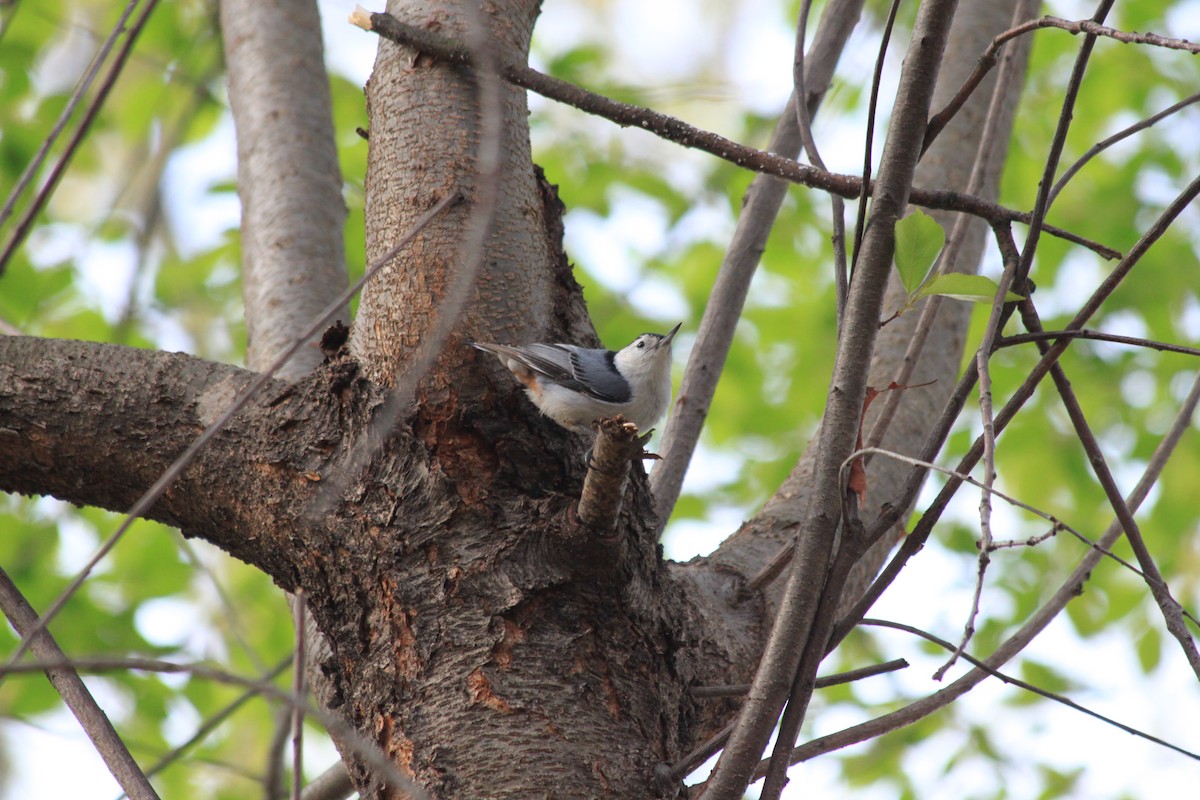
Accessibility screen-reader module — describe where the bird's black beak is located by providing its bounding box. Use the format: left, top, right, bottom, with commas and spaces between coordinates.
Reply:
660, 322, 682, 347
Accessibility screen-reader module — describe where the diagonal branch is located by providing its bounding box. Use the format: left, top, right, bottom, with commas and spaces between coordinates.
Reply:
784, 367, 1200, 767
0, 567, 159, 800
0, 0, 162, 275
651, 0, 864, 525
1019, 301, 1200, 678
777, 618, 1200, 768
838, 170, 1200, 646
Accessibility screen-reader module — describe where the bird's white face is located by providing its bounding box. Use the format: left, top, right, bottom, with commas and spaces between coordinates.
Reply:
614, 332, 673, 382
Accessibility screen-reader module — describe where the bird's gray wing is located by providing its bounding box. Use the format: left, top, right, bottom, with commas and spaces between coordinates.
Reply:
474, 342, 629, 403
473, 341, 569, 376
566, 347, 631, 403
501, 343, 576, 382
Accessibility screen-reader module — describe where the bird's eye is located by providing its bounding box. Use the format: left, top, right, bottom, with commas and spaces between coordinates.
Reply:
637, 341, 645, 349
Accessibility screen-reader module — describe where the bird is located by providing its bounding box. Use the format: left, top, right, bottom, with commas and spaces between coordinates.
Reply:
471, 323, 681, 434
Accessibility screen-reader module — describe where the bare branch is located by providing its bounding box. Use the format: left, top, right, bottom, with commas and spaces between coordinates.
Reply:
0, 0, 162, 274
924, 12, 1197, 152
0, 567, 159, 800
652, 0, 865, 524
812, 362, 1200, 766
1013, 0, 1116, 295
792, 0, 850, 325
1019, 301, 1200, 678
354, 10, 1119, 259
119, 659, 291, 795
291, 591, 307, 800
575, 417, 647, 534
840, 170, 1200, 647
1049, 91, 1200, 205
849, 0, 902, 271
999, 328, 1200, 358
774, 619, 1200, 769
932, 179, 1024, 680
692, 658, 908, 699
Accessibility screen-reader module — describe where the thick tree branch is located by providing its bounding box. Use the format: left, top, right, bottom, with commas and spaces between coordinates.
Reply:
0, 336, 316, 584
222, 0, 349, 380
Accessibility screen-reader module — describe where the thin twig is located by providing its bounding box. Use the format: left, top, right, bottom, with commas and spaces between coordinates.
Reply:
2, 191, 461, 671
0, 0, 163, 275
1049, 92, 1200, 205
1014, 0, 1115, 292
933, 183, 1025, 680
2, 656, 432, 800
673, 657, 908, 779
291, 591, 307, 800
841, 445, 1200, 622
1020, 301, 1200, 679
354, 11, 1119, 260
850, 0, 902, 273
176, 536, 270, 674
923, 13, 1195, 153
0, 0, 142, 231
998, 329, 1200, 358
692, 658, 908, 699
115, 658, 291, 796
792, 0, 850, 327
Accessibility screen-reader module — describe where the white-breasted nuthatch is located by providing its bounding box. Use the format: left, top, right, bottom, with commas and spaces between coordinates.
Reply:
472, 322, 681, 434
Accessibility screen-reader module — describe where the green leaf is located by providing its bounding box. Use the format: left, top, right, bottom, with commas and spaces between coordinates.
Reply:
1135, 625, 1162, 672
893, 209, 946, 293
915, 273, 1024, 304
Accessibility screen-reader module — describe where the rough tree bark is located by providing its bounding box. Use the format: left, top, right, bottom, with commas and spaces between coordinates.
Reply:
0, 0, 1038, 797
